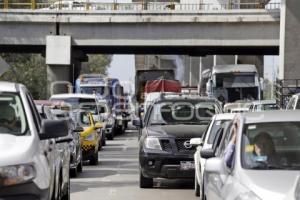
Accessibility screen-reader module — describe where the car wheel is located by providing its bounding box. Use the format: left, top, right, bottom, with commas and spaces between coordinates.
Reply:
77, 160, 83, 173
98, 140, 102, 151
101, 133, 106, 146
70, 168, 77, 178
89, 152, 99, 165
139, 171, 153, 188
61, 178, 70, 200
195, 176, 200, 197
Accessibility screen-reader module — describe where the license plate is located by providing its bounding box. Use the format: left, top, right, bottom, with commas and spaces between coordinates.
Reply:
180, 161, 195, 170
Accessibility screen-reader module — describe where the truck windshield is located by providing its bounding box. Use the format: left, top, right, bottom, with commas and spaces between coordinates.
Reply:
216, 74, 255, 88
0, 93, 28, 135
148, 101, 217, 126
51, 97, 98, 114
80, 86, 107, 96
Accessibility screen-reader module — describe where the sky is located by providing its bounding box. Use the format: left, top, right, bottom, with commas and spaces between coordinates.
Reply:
107, 55, 135, 94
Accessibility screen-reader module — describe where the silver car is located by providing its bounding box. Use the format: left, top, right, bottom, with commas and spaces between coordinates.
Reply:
203, 111, 300, 200
191, 113, 235, 199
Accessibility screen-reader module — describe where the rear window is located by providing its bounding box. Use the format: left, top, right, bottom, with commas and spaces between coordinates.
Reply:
0, 93, 28, 135
51, 97, 97, 114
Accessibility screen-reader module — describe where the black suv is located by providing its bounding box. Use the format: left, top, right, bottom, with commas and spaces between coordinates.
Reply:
137, 95, 222, 188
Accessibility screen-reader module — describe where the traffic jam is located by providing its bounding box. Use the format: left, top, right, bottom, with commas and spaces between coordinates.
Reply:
1, 65, 300, 200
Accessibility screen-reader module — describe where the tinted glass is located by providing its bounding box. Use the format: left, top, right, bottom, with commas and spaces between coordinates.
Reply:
242, 122, 300, 170
0, 93, 28, 135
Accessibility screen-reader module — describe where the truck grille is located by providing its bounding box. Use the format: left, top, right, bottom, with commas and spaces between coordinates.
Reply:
175, 138, 196, 152
160, 139, 172, 152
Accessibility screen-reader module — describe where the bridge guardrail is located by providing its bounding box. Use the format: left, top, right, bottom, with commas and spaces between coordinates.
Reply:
0, 1, 281, 11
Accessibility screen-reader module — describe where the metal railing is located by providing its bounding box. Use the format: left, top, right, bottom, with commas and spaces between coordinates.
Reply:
0, 1, 281, 11
275, 79, 300, 109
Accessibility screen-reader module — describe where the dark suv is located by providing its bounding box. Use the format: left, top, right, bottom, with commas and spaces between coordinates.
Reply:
137, 95, 222, 188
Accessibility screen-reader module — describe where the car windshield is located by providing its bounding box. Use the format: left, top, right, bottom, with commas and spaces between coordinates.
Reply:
148, 101, 217, 125
0, 93, 28, 135
207, 120, 230, 144
242, 122, 300, 170
51, 97, 98, 114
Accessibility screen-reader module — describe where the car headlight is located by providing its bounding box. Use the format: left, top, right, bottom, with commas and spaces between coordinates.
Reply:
107, 118, 113, 125
116, 115, 123, 120
144, 137, 162, 151
0, 164, 36, 187
235, 191, 261, 200
85, 134, 95, 141
69, 142, 75, 153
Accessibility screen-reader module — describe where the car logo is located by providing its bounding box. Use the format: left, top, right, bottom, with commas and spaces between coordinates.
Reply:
183, 140, 192, 149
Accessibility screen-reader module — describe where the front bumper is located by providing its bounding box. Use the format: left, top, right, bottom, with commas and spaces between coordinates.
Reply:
140, 152, 195, 179
82, 146, 96, 160
0, 182, 50, 200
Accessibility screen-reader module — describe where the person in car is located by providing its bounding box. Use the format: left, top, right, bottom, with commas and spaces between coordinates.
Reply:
252, 132, 278, 165
0, 104, 19, 133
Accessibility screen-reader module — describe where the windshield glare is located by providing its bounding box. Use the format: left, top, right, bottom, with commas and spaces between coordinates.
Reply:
51, 98, 98, 114
148, 101, 217, 125
0, 93, 28, 135
242, 122, 300, 170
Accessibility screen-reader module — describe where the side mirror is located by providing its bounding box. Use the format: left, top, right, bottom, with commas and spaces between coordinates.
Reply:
40, 119, 68, 140
132, 118, 142, 128
95, 122, 103, 129
56, 136, 73, 143
74, 126, 84, 133
205, 157, 226, 174
190, 138, 203, 146
200, 148, 215, 159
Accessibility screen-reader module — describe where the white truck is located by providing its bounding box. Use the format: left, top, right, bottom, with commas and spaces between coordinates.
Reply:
206, 64, 262, 103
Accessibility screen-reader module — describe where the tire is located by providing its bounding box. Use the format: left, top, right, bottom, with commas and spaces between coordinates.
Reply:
195, 176, 200, 197
139, 171, 153, 188
70, 168, 77, 178
62, 178, 70, 200
89, 152, 99, 165
98, 140, 102, 151
77, 160, 83, 173
101, 133, 106, 146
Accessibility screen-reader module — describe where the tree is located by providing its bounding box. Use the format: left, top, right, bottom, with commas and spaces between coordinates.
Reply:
80, 54, 112, 75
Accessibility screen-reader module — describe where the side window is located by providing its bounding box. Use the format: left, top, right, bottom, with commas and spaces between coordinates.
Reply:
287, 97, 295, 110
217, 123, 233, 157
26, 93, 41, 131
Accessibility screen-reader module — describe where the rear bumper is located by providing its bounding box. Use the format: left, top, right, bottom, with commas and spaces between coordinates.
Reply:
140, 153, 194, 179
0, 182, 50, 200
82, 147, 96, 160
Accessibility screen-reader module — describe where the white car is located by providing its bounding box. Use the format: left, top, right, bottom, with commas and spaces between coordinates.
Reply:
0, 82, 69, 199
190, 113, 235, 199
231, 107, 249, 113
249, 99, 279, 112
203, 111, 300, 200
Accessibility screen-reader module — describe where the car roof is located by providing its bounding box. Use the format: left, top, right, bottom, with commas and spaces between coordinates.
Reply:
50, 93, 96, 99
0, 81, 22, 93
251, 99, 276, 105
214, 113, 236, 121
242, 110, 300, 124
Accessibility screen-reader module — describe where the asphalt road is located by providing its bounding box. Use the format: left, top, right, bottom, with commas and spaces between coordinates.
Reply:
71, 129, 198, 200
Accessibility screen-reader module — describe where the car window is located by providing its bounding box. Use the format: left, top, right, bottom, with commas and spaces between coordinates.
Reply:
242, 122, 300, 170
0, 93, 28, 135
207, 120, 231, 144
26, 94, 41, 131
287, 97, 296, 110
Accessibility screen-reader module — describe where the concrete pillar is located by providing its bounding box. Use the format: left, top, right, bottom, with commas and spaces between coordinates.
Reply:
47, 65, 72, 97
279, 0, 300, 80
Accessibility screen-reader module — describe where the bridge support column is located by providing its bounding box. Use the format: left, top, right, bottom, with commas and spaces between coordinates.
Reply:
279, 0, 300, 80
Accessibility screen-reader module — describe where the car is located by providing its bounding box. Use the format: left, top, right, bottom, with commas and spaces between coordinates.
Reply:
0, 82, 69, 200
50, 93, 104, 149
97, 99, 115, 141
286, 93, 300, 110
223, 100, 252, 113
249, 99, 279, 112
190, 113, 235, 199
203, 111, 300, 200
135, 94, 222, 188
74, 111, 102, 165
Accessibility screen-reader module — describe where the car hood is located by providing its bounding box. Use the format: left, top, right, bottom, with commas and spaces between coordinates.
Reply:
147, 124, 207, 138
239, 170, 300, 200
0, 134, 35, 166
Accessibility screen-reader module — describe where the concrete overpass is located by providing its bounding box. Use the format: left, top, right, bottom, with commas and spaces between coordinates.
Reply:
0, 9, 280, 55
